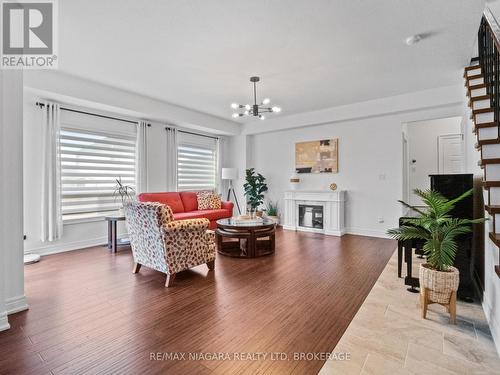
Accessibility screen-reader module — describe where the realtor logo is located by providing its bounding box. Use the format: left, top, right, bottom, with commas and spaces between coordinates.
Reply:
1, 0, 58, 69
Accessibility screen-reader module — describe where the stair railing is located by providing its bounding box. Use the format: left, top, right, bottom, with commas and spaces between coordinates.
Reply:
479, 8, 500, 128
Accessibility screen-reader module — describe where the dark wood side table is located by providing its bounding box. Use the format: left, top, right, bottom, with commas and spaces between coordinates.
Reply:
215, 218, 277, 258
104, 214, 129, 253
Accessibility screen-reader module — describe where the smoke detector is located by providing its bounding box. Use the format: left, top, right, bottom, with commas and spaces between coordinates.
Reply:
405, 35, 422, 45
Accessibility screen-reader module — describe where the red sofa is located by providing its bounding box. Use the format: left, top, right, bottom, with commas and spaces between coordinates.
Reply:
137, 192, 233, 230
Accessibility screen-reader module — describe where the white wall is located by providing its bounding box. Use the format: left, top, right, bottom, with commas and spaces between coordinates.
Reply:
406, 116, 462, 206
24, 71, 240, 136
225, 134, 254, 214
251, 120, 402, 237
1, 70, 28, 331
232, 85, 465, 238
0, 71, 9, 331
23, 74, 238, 256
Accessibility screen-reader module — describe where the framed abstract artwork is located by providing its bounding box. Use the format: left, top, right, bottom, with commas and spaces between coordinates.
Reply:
295, 139, 338, 173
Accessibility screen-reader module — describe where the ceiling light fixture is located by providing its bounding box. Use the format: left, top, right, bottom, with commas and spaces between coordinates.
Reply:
231, 76, 281, 120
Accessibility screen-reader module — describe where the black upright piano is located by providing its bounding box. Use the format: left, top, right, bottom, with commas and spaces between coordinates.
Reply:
430, 174, 474, 301
398, 174, 476, 301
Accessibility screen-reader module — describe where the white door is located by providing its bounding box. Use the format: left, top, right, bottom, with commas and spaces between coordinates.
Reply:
438, 134, 465, 174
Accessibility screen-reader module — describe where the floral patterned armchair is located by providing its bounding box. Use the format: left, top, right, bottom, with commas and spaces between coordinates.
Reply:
123, 201, 216, 287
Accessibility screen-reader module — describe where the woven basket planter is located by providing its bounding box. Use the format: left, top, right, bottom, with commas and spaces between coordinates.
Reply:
419, 264, 459, 304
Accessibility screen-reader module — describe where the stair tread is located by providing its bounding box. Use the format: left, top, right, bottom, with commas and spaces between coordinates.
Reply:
466, 74, 483, 81
486, 205, 500, 214
473, 108, 494, 115
465, 64, 481, 71
476, 139, 500, 149
483, 180, 500, 188
480, 158, 500, 165
475, 121, 499, 129
470, 94, 490, 102
470, 83, 487, 90
489, 233, 500, 251
489, 232, 500, 245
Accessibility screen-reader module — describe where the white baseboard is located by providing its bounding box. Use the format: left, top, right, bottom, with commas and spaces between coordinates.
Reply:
482, 294, 500, 357
345, 227, 391, 239
282, 225, 346, 236
6, 295, 29, 314
0, 311, 10, 331
25, 235, 127, 257
282, 225, 388, 239
325, 229, 347, 236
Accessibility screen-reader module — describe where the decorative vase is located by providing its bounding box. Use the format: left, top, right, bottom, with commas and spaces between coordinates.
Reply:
247, 206, 255, 218
255, 210, 263, 218
290, 173, 300, 190
419, 264, 459, 304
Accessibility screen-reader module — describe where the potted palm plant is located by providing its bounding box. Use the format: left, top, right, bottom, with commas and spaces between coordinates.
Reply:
243, 168, 268, 217
387, 189, 484, 321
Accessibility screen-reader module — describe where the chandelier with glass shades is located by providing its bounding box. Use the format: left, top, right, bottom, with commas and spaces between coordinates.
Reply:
231, 76, 281, 120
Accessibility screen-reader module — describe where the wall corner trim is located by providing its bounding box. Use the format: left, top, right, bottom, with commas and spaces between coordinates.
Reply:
6, 295, 29, 315
483, 295, 500, 357
0, 311, 10, 331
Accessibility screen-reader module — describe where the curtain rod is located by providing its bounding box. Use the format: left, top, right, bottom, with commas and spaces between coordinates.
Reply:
165, 126, 219, 140
35, 102, 151, 126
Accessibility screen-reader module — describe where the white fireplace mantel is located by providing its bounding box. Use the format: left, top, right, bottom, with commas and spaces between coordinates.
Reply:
283, 190, 346, 236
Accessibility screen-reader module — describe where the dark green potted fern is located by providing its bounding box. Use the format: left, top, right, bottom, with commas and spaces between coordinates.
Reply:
387, 189, 484, 306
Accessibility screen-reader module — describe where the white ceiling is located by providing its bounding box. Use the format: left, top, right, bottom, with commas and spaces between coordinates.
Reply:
58, 0, 485, 122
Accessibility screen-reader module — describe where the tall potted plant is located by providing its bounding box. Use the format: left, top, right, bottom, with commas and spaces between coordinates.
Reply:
387, 189, 484, 321
243, 168, 268, 217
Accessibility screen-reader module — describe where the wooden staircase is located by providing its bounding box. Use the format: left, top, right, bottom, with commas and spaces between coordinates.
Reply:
464, 61, 500, 278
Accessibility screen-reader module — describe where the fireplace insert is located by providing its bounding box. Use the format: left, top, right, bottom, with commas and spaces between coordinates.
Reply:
298, 205, 323, 229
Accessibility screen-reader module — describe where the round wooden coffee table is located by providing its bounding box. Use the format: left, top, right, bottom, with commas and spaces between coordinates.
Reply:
216, 218, 277, 258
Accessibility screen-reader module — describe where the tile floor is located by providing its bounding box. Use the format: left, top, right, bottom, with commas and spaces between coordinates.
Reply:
319, 250, 500, 374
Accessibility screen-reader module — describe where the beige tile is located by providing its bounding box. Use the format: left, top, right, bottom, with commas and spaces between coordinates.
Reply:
342, 332, 408, 363
319, 335, 367, 375
475, 327, 496, 348
386, 302, 478, 341
443, 332, 500, 371
361, 353, 412, 375
318, 355, 365, 375
465, 366, 500, 375
351, 311, 444, 351
405, 343, 476, 375
319, 250, 500, 375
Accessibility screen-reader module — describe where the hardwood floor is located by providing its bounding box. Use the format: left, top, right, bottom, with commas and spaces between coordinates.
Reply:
0, 229, 394, 375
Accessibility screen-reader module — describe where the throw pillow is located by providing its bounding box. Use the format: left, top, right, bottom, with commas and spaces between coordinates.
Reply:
196, 191, 221, 210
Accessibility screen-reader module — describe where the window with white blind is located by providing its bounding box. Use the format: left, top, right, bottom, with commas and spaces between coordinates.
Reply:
177, 132, 218, 191
60, 127, 136, 221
